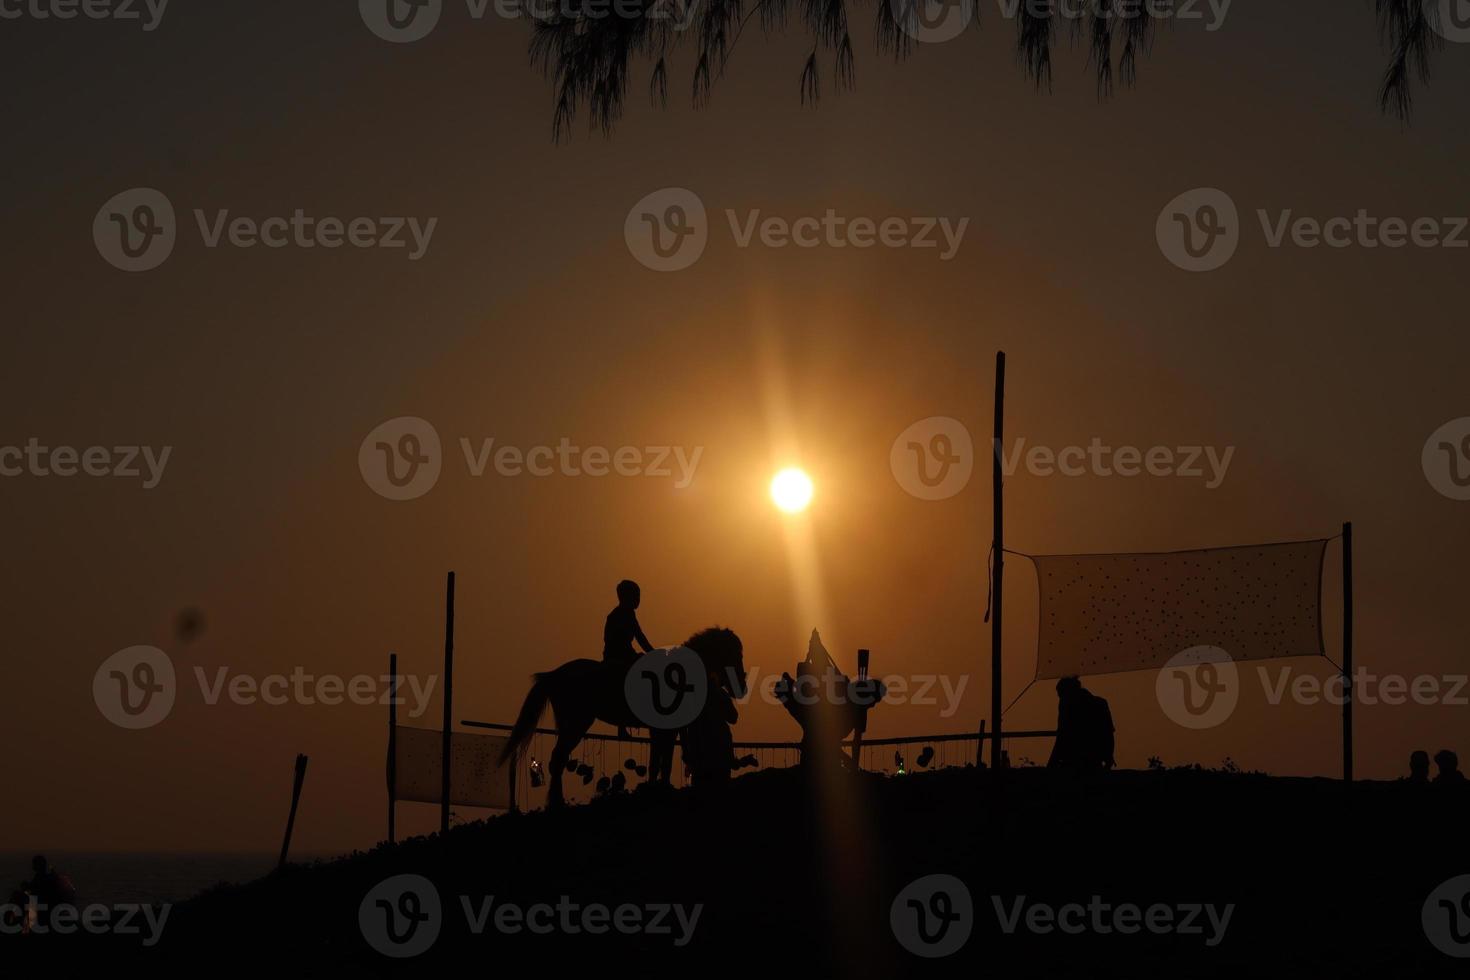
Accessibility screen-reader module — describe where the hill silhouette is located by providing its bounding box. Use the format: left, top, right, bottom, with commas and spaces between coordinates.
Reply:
16, 765, 1470, 976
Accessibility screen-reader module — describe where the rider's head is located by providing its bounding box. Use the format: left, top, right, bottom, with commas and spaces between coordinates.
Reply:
1434, 749, 1460, 774
616, 579, 641, 609
1410, 750, 1431, 779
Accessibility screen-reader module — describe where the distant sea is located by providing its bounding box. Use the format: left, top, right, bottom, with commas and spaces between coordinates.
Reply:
1, 852, 330, 907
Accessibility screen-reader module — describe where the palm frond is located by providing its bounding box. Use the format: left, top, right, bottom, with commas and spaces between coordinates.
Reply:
1376, 0, 1441, 119
527, 0, 1439, 137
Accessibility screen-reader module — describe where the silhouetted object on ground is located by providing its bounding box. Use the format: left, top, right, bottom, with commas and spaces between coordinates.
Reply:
1048, 677, 1116, 772
529, 758, 544, 788
1408, 750, 1431, 783
1434, 749, 1465, 783
774, 630, 886, 768
500, 626, 747, 806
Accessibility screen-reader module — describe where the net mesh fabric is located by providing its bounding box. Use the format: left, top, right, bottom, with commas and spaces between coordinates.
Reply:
1029, 539, 1329, 679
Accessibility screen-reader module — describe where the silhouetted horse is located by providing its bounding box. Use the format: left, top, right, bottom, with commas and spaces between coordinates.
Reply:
500, 626, 747, 806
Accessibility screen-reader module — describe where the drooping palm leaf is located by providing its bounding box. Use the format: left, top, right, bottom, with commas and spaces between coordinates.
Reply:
530, 0, 1441, 138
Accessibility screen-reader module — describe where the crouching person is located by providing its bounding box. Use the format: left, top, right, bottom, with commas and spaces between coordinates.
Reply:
683, 683, 739, 785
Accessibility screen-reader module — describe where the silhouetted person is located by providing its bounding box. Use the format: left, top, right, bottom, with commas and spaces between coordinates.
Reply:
603, 579, 653, 667
25, 855, 75, 928
1048, 676, 1115, 771
1433, 749, 1465, 783
604, 579, 654, 739
683, 679, 738, 785
1408, 750, 1431, 783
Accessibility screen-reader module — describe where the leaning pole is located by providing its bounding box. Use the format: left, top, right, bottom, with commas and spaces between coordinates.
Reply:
991, 351, 1005, 769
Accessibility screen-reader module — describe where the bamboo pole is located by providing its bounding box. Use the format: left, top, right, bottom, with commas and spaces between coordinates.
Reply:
441, 571, 455, 834
277, 754, 308, 869
991, 351, 1006, 769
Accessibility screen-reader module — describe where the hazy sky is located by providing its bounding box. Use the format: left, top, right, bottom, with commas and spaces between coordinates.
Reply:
3, 1, 1469, 852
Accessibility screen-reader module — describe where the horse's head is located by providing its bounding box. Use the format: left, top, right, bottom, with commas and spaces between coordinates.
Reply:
684, 626, 747, 700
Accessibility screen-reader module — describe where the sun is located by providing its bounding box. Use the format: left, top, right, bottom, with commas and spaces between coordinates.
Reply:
770, 467, 814, 513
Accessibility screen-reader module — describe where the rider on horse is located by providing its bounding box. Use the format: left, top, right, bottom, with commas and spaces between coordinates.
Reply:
604, 579, 654, 737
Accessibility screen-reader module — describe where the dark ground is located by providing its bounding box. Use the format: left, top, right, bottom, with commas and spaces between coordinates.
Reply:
11, 765, 1470, 977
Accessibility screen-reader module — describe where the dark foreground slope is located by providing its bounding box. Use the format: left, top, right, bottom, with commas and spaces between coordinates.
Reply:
17, 766, 1470, 977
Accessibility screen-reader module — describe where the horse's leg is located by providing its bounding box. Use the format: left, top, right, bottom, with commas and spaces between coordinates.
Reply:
652, 729, 675, 784
548, 716, 592, 808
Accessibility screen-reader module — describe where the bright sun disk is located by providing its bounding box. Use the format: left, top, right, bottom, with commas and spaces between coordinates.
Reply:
770, 467, 814, 513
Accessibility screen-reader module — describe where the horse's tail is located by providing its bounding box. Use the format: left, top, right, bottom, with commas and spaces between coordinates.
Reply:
499, 671, 554, 768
